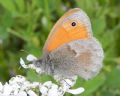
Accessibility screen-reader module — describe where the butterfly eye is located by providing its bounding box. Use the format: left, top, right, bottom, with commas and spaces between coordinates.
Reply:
71, 22, 76, 26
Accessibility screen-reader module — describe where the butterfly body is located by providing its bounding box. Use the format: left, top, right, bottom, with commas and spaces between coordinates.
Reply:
34, 8, 104, 80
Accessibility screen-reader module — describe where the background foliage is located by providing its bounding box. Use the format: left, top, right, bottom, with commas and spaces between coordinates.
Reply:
0, 0, 120, 96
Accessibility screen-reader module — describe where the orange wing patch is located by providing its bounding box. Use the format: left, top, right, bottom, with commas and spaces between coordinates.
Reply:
43, 8, 90, 52
46, 27, 70, 52
46, 24, 89, 52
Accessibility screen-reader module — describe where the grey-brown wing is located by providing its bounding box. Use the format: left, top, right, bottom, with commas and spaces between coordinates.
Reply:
67, 38, 104, 79
49, 38, 104, 80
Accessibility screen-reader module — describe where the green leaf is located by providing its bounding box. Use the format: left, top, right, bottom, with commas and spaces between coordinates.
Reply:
92, 17, 106, 36
24, 42, 41, 57
27, 70, 42, 82
8, 29, 28, 41
27, 70, 54, 82
0, 27, 8, 40
101, 90, 116, 96
15, 0, 25, 12
0, 0, 16, 12
1, 12, 13, 27
75, 0, 96, 16
43, 0, 53, 30
106, 68, 120, 89
99, 30, 113, 49
82, 74, 105, 96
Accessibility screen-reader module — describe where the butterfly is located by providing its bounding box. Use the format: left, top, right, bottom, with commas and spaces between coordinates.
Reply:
34, 8, 104, 80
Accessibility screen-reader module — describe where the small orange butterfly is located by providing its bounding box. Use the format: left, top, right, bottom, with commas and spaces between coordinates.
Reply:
35, 8, 104, 80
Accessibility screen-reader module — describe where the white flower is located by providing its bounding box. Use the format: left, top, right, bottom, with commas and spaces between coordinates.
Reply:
39, 79, 85, 96
16, 91, 27, 96
67, 87, 85, 94
40, 81, 60, 96
3, 83, 13, 96
47, 84, 58, 96
40, 86, 48, 95
27, 90, 37, 96
26, 54, 37, 61
0, 82, 3, 92
0, 75, 84, 96
20, 55, 43, 74
40, 81, 52, 95
20, 58, 28, 68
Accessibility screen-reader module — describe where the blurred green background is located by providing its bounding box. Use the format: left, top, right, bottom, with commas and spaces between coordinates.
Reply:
0, 0, 120, 96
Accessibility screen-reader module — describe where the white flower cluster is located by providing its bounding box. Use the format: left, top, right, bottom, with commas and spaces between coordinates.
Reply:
0, 75, 39, 96
0, 54, 85, 96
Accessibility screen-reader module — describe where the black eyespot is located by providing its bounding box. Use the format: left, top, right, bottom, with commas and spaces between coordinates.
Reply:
71, 22, 76, 26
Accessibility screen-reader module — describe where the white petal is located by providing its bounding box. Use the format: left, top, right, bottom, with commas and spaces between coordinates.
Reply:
31, 82, 40, 88
27, 90, 37, 96
48, 84, 58, 96
9, 75, 24, 84
0, 93, 4, 96
40, 86, 48, 95
20, 58, 28, 68
13, 89, 19, 95
26, 54, 37, 61
3, 83, 13, 95
35, 68, 43, 74
17, 91, 27, 96
67, 87, 85, 95
43, 81, 52, 87
0, 82, 3, 91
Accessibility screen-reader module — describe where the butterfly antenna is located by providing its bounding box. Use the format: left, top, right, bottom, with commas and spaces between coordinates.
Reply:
63, 80, 71, 87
